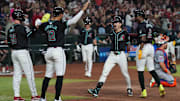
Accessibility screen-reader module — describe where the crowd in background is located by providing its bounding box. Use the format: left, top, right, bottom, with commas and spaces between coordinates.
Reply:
0, 0, 179, 36
0, 0, 179, 65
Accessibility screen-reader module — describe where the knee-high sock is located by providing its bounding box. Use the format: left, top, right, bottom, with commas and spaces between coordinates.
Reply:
41, 77, 51, 99
138, 71, 145, 91
95, 82, 104, 94
150, 70, 160, 87
55, 76, 64, 100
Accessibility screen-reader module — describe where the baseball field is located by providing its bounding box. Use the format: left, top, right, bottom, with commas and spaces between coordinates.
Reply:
0, 61, 180, 101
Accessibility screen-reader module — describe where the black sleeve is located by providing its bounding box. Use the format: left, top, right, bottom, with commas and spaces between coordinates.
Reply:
125, 31, 130, 45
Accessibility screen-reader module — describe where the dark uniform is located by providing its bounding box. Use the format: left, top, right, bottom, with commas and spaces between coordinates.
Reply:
134, 9, 165, 97
8, 9, 39, 101
109, 30, 130, 52
79, 28, 95, 45
88, 16, 133, 98
39, 20, 67, 47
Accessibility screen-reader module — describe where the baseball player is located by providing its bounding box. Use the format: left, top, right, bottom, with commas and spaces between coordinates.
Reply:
134, 9, 166, 98
7, 9, 40, 101
78, 16, 96, 77
165, 24, 177, 65
88, 16, 133, 97
151, 36, 176, 87
38, 2, 89, 101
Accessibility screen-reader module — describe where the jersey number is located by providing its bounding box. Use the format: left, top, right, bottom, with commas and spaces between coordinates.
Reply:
48, 30, 56, 41
9, 34, 17, 45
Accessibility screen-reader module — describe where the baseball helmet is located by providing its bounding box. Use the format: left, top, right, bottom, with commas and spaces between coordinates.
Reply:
53, 6, 64, 17
12, 9, 25, 21
156, 35, 169, 45
84, 17, 92, 25
134, 9, 145, 18
111, 16, 122, 23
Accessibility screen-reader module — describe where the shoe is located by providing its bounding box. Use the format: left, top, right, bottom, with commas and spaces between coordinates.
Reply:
150, 78, 156, 88
127, 88, 133, 96
14, 97, 25, 101
159, 84, 166, 97
31, 96, 40, 101
150, 81, 156, 88
88, 89, 98, 97
85, 72, 91, 77
39, 98, 46, 101
54, 96, 62, 101
140, 89, 147, 98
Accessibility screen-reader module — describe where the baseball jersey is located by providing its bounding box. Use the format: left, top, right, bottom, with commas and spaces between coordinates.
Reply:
79, 28, 95, 45
154, 49, 169, 69
109, 30, 130, 51
7, 24, 32, 49
137, 21, 154, 44
39, 20, 67, 47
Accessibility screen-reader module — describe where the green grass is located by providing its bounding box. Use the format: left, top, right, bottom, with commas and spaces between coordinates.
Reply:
0, 77, 93, 101
128, 65, 180, 77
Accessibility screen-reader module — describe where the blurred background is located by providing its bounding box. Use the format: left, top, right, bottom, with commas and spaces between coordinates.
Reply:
0, 0, 180, 68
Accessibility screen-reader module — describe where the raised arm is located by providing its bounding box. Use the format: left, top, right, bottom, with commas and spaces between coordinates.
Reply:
67, 1, 89, 26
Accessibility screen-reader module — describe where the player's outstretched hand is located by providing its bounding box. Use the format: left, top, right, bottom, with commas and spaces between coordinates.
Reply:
82, 1, 90, 11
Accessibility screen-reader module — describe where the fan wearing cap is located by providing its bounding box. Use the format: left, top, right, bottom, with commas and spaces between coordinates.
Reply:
38, 1, 90, 101
134, 9, 166, 98
151, 36, 176, 87
7, 9, 40, 101
88, 16, 133, 97
78, 16, 96, 77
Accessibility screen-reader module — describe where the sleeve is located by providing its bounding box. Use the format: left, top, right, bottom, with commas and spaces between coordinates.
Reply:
125, 31, 130, 45
67, 10, 84, 26
155, 50, 165, 63
24, 26, 33, 37
138, 25, 146, 37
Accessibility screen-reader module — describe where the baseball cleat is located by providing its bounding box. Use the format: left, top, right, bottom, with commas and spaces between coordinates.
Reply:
159, 84, 166, 97
14, 96, 25, 101
140, 89, 147, 98
54, 96, 62, 101
88, 89, 98, 97
150, 81, 156, 88
31, 96, 40, 101
85, 72, 91, 77
127, 88, 133, 96
39, 98, 46, 101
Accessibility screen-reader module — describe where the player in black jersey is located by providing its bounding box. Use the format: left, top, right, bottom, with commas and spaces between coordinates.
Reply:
7, 9, 40, 101
39, 2, 89, 101
78, 16, 96, 77
88, 16, 133, 97
134, 9, 166, 98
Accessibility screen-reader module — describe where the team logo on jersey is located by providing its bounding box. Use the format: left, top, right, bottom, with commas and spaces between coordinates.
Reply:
119, 34, 125, 41
88, 33, 92, 38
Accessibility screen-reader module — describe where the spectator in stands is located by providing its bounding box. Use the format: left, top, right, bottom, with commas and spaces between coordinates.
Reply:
125, 10, 133, 33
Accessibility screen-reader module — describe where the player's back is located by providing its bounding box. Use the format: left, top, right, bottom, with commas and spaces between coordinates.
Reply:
40, 20, 67, 47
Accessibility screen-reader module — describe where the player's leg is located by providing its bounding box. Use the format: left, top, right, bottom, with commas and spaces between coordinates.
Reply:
169, 41, 176, 64
18, 50, 39, 99
146, 44, 165, 96
117, 51, 133, 96
41, 48, 54, 99
11, 51, 23, 99
88, 52, 116, 97
54, 47, 66, 100
136, 45, 146, 97
86, 44, 94, 77
81, 45, 88, 73
156, 69, 176, 87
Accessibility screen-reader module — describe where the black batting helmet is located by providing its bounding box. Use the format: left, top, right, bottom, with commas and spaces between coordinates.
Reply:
111, 16, 122, 23
12, 9, 25, 21
84, 17, 92, 25
53, 6, 64, 17
134, 9, 145, 18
